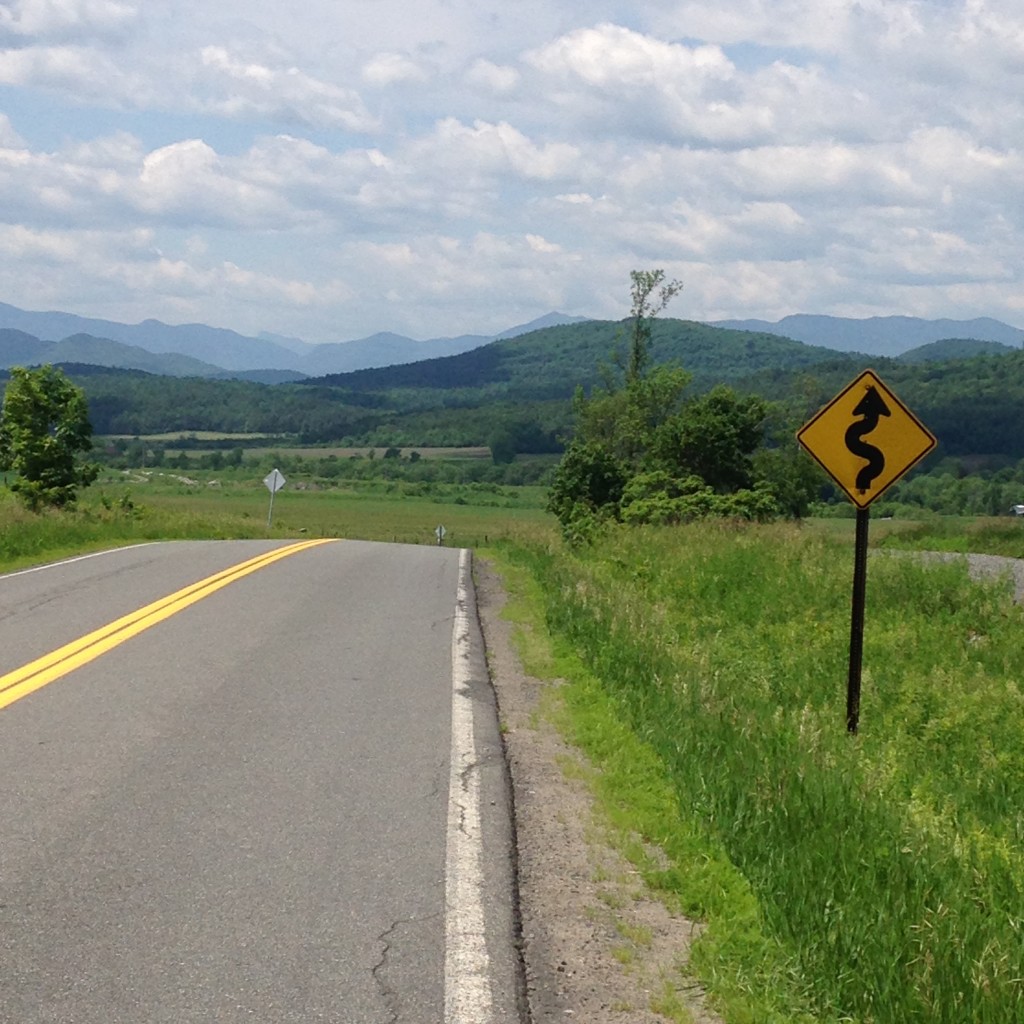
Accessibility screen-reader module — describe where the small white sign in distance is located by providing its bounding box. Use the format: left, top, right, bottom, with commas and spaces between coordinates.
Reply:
264, 468, 286, 527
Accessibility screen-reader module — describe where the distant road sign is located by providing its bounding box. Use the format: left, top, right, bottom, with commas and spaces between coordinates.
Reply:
264, 468, 286, 527
797, 369, 936, 509
264, 468, 286, 494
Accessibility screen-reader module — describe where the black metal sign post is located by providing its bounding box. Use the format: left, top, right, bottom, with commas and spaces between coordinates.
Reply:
797, 370, 937, 733
847, 507, 870, 733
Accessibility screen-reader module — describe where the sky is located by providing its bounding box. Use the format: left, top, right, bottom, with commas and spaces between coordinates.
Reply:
0, 0, 1021, 344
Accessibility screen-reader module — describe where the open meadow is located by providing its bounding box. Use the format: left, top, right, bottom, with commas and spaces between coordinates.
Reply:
3, 469, 1024, 1022
0, 464, 553, 570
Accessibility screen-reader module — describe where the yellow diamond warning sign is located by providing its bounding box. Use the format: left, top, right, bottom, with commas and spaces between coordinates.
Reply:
797, 370, 937, 509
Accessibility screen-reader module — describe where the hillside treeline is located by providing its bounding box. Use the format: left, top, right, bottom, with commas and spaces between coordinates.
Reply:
768, 350, 1024, 458
2, 324, 1022, 463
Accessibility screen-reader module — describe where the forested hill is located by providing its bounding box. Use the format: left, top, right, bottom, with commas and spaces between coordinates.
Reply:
306, 319, 848, 399
861, 350, 1024, 457
744, 347, 1024, 457
1, 365, 377, 439
6, 319, 1024, 459
897, 338, 1016, 363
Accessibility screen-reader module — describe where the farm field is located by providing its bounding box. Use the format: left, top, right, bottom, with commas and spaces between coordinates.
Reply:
101, 432, 281, 442
235, 445, 493, 461
98, 435, 495, 462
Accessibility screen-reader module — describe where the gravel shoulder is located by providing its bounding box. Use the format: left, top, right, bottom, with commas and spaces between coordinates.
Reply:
474, 558, 724, 1024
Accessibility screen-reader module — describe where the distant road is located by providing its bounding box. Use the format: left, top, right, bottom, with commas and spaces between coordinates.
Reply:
0, 540, 519, 1023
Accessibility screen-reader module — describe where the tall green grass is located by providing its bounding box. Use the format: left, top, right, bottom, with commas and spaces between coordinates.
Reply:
874, 515, 1024, 557
507, 522, 1024, 1023
0, 487, 273, 570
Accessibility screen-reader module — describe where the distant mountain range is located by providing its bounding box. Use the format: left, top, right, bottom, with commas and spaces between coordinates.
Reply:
0, 302, 589, 377
0, 298, 1021, 381
707, 314, 1024, 356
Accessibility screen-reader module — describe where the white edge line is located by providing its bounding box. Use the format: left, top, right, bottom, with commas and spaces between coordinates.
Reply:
0, 542, 162, 581
445, 547, 495, 1024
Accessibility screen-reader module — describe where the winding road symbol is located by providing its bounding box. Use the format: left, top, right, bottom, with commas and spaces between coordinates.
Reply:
845, 386, 891, 493
796, 369, 937, 509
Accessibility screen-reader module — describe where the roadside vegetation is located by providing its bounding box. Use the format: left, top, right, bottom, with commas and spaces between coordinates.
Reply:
546, 271, 818, 541
494, 520, 1024, 1023
0, 365, 98, 510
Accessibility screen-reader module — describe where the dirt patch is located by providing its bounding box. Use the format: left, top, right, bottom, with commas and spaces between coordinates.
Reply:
474, 558, 724, 1024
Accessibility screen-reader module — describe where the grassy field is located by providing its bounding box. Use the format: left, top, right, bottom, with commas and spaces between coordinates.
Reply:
0, 467, 553, 571
3, 473, 1023, 1022
874, 515, 1024, 557
494, 520, 1024, 1023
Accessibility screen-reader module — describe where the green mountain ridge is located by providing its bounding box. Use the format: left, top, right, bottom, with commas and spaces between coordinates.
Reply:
896, 337, 1016, 363
3, 318, 1023, 461
308, 318, 851, 400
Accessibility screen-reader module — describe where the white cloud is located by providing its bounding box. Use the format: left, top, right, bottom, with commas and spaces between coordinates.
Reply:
0, 220, 335, 333
197, 46, 379, 132
465, 59, 520, 94
0, 43, 146, 101
523, 23, 873, 146
338, 231, 585, 331
0, 113, 24, 147
362, 52, 427, 86
0, 0, 136, 40
528, 23, 733, 89
0, 221, 83, 262
424, 118, 580, 180
644, 0, 914, 53
526, 233, 561, 254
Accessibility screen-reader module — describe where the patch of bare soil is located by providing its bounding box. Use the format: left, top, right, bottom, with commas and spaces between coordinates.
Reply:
474, 559, 724, 1024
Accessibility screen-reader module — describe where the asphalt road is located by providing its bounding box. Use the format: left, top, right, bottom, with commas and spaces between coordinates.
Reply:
0, 539, 519, 1023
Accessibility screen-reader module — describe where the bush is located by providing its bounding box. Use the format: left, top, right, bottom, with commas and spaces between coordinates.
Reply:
547, 440, 629, 532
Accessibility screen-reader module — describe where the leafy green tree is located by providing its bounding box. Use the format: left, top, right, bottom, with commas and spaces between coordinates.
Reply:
546, 270, 795, 536
573, 366, 692, 466
648, 386, 767, 492
752, 407, 824, 518
488, 427, 517, 465
547, 270, 686, 536
0, 365, 99, 510
488, 417, 560, 464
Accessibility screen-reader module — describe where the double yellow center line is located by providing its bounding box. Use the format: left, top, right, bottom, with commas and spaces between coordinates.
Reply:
0, 539, 335, 712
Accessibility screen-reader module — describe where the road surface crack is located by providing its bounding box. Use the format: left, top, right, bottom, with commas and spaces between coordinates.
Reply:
371, 913, 444, 1023
371, 920, 402, 1024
